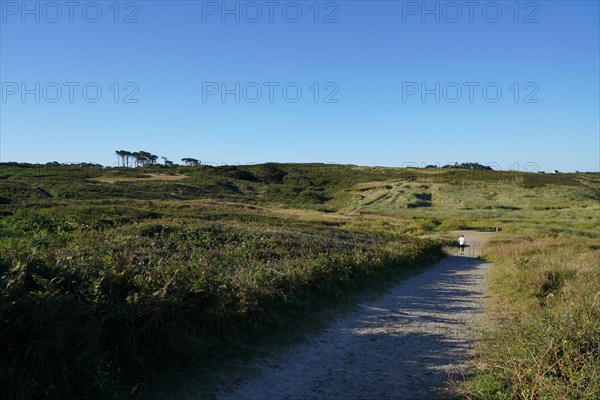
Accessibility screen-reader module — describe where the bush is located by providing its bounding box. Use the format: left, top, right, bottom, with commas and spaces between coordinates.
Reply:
253, 163, 287, 184
297, 190, 330, 204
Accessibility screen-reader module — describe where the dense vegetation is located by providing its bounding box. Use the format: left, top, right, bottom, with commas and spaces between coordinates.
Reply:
1, 162, 598, 399
458, 239, 600, 399
1, 162, 597, 236
0, 163, 447, 399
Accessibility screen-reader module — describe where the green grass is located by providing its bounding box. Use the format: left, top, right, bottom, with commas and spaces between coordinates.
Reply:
457, 239, 600, 399
340, 176, 599, 237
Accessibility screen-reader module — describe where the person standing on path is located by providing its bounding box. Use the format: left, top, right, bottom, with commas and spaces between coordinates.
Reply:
458, 235, 466, 255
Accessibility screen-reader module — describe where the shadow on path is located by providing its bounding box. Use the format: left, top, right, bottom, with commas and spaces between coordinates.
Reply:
212, 254, 492, 400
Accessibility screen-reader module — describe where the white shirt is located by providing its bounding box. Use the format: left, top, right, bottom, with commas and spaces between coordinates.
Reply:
458, 237, 466, 245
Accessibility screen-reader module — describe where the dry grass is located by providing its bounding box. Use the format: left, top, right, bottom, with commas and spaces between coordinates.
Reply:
338, 178, 599, 238
92, 173, 189, 183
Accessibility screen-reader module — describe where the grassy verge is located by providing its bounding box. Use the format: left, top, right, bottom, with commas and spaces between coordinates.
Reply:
457, 238, 600, 399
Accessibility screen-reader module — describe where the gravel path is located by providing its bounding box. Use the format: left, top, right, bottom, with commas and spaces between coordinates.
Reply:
210, 232, 495, 400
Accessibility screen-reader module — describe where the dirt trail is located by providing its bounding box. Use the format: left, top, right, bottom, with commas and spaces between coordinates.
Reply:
207, 232, 496, 400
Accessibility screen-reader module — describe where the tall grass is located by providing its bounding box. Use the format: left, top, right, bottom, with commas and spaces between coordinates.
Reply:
0, 207, 443, 399
458, 239, 600, 399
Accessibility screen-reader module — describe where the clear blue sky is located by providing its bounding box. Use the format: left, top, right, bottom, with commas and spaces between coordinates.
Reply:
1, 0, 599, 172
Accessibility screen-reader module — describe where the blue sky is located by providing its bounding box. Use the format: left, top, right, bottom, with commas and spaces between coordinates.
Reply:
1, 0, 599, 172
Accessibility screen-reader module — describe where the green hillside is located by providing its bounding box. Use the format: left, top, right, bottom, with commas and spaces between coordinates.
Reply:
1, 162, 598, 236
0, 163, 598, 399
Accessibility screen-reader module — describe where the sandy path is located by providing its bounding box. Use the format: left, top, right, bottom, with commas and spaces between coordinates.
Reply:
209, 232, 495, 400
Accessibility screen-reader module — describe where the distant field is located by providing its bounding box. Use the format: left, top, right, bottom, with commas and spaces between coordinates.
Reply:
1, 162, 598, 399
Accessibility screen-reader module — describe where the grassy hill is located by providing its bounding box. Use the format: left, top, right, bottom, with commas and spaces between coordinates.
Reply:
0, 163, 598, 399
1, 162, 598, 236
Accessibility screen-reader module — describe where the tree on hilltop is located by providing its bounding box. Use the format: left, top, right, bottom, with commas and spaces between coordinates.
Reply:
115, 150, 128, 167
122, 151, 133, 167
131, 152, 143, 167
162, 157, 175, 167
181, 158, 200, 166
442, 162, 493, 171
129, 151, 152, 167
